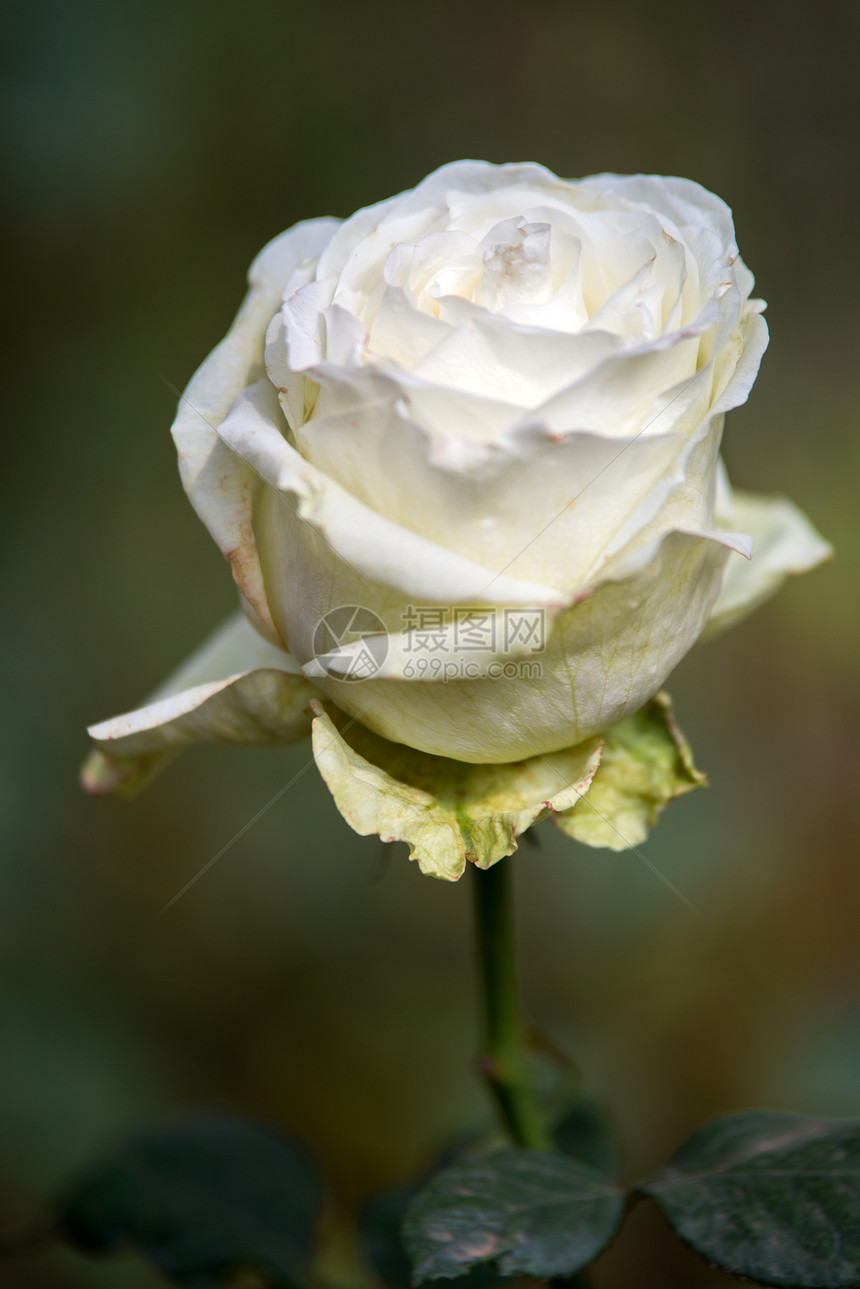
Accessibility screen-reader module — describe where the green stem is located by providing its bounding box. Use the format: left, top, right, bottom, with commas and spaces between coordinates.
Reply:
472, 858, 551, 1151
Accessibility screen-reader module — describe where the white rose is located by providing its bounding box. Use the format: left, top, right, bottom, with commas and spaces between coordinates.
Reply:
83, 162, 830, 794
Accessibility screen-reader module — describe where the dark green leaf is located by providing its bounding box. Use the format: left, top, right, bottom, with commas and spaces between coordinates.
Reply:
362, 1177, 505, 1289
403, 1149, 625, 1283
56, 1115, 322, 1287
553, 1099, 616, 1178
641, 1110, 860, 1287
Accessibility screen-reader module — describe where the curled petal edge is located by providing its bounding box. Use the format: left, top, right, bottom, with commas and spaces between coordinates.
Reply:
217, 380, 568, 609
301, 524, 748, 685
171, 218, 341, 639
81, 614, 321, 798
705, 490, 833, 639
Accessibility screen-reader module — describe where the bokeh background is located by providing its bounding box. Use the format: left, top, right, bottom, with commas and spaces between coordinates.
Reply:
3, 0, 859, 1284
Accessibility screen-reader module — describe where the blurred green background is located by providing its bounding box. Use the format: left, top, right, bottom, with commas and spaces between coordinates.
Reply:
3, 0, 859, 1284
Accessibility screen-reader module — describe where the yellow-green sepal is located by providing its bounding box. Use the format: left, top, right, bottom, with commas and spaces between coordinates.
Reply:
553, 692, 705, 851
310, 701, 603, 881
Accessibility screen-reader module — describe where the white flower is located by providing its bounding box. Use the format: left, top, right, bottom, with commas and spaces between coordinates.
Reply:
83, 161, 830, 797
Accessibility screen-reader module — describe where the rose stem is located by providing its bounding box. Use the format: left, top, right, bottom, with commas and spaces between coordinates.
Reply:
472, 856, 551, 1151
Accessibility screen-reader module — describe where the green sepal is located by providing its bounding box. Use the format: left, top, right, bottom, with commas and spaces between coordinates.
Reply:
554, 692, 705, 850
311, 702, 602, 880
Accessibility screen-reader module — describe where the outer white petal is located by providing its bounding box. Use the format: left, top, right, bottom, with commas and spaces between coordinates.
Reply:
307, 528, 732, 763
81, 614, 320, 796
705, 490, 833, 637
303, 603, 561, 682
171, 218, 340, 637
593, 411, 740, 579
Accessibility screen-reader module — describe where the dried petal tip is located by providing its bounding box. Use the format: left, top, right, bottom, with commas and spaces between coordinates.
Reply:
81, 613, 322, 797
79, 747, 176, 799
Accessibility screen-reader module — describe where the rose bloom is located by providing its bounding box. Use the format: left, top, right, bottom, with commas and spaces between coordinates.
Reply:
84, 161, 829, 789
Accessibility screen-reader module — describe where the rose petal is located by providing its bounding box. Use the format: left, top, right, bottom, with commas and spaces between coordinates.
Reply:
81, 613, 320, 797
171, 217, 340, 636
218, 379, 567, 609
301, 603, 559, 682
705, 490, 833, 637
306, 528, 732, 763
580, 174, 737, 287
299, 406, 688, 593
